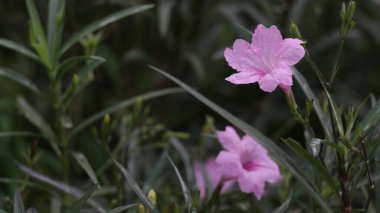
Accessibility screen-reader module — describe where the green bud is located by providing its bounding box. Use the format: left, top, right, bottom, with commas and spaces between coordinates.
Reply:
289, 22, 303, 40
72, 73, 80, 85
137, 204, 145, 213
346, 1, 356, 22
340, 2, 346, 19
148, 189, 157, 206
103, 114, 111, 125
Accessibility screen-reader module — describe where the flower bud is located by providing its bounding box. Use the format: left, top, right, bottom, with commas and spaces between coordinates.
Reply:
103, 114, 111, 125
310, 138, 322, 157
340, 2, 346, 19
346, 1, 356, 22
148, 189, 157, 207
138, 204, 145, 213
289, 22, 303, 40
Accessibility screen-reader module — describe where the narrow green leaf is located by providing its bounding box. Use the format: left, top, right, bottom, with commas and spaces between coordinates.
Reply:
26, 0, 50, 67
106, 204, 139, 213
284, 138, 337, 195
68, 184, 99, 213
0, 38, 39, 60
0, 67, 40, 94
72, 152, 99, 185
61, 4, 154, 54
68, 87, 184, 140
148, 65, 333, 213
0, 131, 43, 138
293, 68, 333, 141
0, 209, 7, 213
17, 163, 105, 212
361, 99, 380, 133
112, 159, 156, 211
272, 191, 292, 213
57, 56, 105, 78
47, 0, 65, 66
13, 189, 25, 213
17, 96, 60, 156
326, 91, 345, 137
146, 145, 170, 186
167, 155, 195, 213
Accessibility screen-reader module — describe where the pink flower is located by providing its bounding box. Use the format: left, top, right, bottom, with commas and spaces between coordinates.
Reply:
224, 24, 305, 92
215, 126, 282, 200
194, 158, 234, 200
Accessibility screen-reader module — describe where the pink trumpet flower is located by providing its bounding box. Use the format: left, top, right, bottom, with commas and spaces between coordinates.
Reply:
224, 24, 305, 92
215, 126, 282, 200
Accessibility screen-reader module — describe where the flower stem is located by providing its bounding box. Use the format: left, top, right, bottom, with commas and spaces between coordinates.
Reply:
360, 137, 375, 212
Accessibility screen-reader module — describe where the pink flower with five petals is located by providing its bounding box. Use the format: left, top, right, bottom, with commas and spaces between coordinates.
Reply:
215, 126, 282, 200
224, 24, 305, 92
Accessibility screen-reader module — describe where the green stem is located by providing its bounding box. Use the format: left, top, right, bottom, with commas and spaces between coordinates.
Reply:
329, 39, 345, 86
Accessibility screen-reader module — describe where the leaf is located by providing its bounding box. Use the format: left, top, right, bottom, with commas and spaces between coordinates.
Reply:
68, 87, 184, 140
167, 155, 195, 213
17, 163, 105, 212
0, 131, 43, 138
57, 56, 105, 78
0, 67, 40, 94
272, 191, 292, 213
148, 65, 333, 213
17, 96, 60, 156
13, 189, 25, 213
326, 91, 345, 137
106, 204, 139, 213
26, 0, 50, 67
47, 0, 65, 65
284, 138, 337, 195
293, 68, 333, 141
112, 159, 156, 211
61, 4, 154, 54
72, 152, 99, 185
146, 145, 170, 186
68, 184, 99, 213
0, 38, 39, 60
361, 99, 380, 133
0, 209, 7, 213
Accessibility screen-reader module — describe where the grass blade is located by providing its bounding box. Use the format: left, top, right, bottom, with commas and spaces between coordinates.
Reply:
68, 87, 184, 140
272, 191, 292, 213
112, 159, 155, 211
293, 68, 333, 141
13, 189, 25, 213
0, 67, 40, 94
17, 96, 60, 156
17, 163, 105, 212
167, 155, 195, 213
0, 131, 43, 138
361, 99, 380, 133
106, 204, 139, 213
60, 4, 154, 55
72, 152, 99, 185
47, 0, 65, 66
148, 65, 333, 213
57, 56, 105, 78
68, 184, 99, 213
0, 38, 39, 60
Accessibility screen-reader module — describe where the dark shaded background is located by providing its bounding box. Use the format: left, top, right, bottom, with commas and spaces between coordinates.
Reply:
0, 0, 379, 209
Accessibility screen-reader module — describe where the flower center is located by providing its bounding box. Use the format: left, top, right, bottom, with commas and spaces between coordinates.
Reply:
242, 161, 259, 171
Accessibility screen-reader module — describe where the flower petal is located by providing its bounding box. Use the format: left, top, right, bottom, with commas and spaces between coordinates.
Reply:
240, 135, 268, 163
277, 38, 305, 66
272, 66, 293, 87
194, 162, 206, 199
225, 72, 262, 85
216, 126, 241, 153
258, 74, 279, 92
215, 151, 244, 180
224, 39, 267, 73
204, 159, 235, 193
237, 171, 267, 200
252, 25, 283, 57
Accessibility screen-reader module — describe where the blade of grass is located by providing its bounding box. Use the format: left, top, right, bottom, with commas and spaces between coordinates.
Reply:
148, 65, 332, 213
17, 163, 105, 212
106, 204, 139, 213
13, 189, 25, 213
0, 131, 43, 138
17, 96, 60, 156
361, 99, 380, 133
72, 152, 99, 185
57, 56, 105, 78
68, 184, 100, 213
0, 38, 39, 60
272, 191, 293, 213
68, 87, 184, 140
112, 159, 156, 211
0, 67, 40, 94
167, 155, 196, 213
47, 0, 65, 66
60, 4, 154, 55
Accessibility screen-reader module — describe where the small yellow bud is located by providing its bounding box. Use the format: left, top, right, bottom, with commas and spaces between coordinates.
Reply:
148, 189, 157, 206
138, 204, 145, 213
103, 114, 110, 125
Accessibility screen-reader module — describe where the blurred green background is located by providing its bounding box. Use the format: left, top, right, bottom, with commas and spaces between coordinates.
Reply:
0, 0, 379, 210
